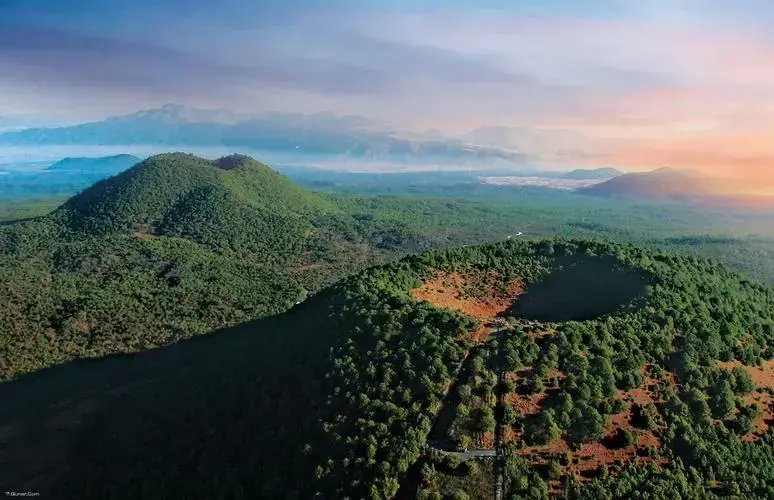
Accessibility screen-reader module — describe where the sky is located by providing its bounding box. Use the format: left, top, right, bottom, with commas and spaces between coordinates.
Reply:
1, 0, 774, 189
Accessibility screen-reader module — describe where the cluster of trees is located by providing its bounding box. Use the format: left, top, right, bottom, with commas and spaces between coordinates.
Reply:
446, 347, 498, 449
359, 237, 774, 497
0, 232, 307, 377
158, 184, 310, 260
309, 267, 477, 498
417, 453, 496, 499
480, 239, 774, 497
314, 237, 774, 498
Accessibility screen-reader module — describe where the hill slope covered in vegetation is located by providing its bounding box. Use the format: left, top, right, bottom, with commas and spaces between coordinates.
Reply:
3, 239, 774, 499
57, 152, 337, 236
0, 153, 426, 379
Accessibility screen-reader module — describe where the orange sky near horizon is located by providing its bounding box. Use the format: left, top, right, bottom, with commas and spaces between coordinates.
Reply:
404, 18, 774, 195
603, 131, 774, 195
2, 1, 774, 200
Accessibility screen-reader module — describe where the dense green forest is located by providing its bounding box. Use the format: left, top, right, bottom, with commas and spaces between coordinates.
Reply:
5, 153, 770, 381
0, 154, 415, 378
4, 160, 774, 284
416, 240, 774, 499
3, 238, 774, 499
4, 153, 774, 498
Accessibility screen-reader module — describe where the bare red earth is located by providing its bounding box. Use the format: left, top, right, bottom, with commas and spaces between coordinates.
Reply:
718, 359, 774, 388
717, 360, 774, 441
508, 371, 667, 481
412, 270, 523, 323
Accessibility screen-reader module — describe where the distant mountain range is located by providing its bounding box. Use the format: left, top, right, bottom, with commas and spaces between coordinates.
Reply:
0, 154, 142, 201
561, 167, 622, 180
0, 115, 51, 132
459, 125, 589, 151
0, 105, 530, 166
46, 154, 141, 174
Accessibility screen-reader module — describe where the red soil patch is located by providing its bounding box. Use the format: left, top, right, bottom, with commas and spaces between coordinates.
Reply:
515, 437, 570, 459
73, 320, 90, 334
464, 325, 494, 344
609, 405, 633, 430
718, 359, 774, 389
566, 435, 662, 474
506, 392, 548, 417
636, 431, 661, 449
412, 270, 523, 322
741, 391, 774, 443
514, 428, 662, 480
620, 387, 655, 406
475, 430, 495, 449
617, 365, 677, 406
511, 376, 665, 481
503, 425, 518, 444
504, 367, 558, 415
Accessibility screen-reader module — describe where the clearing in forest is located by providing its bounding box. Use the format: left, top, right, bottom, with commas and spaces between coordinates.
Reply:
414, 255, 652, 326
412, 268, 524, 323
717, 360, 774, 441
717, 359, 774, 388
741, 391, 774, 442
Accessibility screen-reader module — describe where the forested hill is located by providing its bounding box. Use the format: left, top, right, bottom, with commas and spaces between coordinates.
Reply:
57, 152, 338, 236
3, 239, 774, 498
0, 153, 433, 380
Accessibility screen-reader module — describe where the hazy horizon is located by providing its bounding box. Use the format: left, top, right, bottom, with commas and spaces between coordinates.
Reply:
2, 1, 774, 193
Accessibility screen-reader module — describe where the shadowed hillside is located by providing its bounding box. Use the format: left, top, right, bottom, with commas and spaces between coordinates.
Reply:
0, 291, 342, 498
5, 239, 774, 499
509, 254, 652, 321
0, 262, 477, 499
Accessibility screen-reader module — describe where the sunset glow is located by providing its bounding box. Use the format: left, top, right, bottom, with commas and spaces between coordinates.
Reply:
2, 1, 773, 196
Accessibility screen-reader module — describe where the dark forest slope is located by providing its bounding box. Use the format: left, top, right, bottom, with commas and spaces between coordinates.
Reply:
0, 258, 478, 499
4, 239, 774, 498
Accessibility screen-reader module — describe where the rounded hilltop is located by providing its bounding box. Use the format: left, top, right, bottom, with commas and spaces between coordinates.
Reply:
4, 238, 774, 499
213, 153, 257, 170
56, 152, 338, 236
